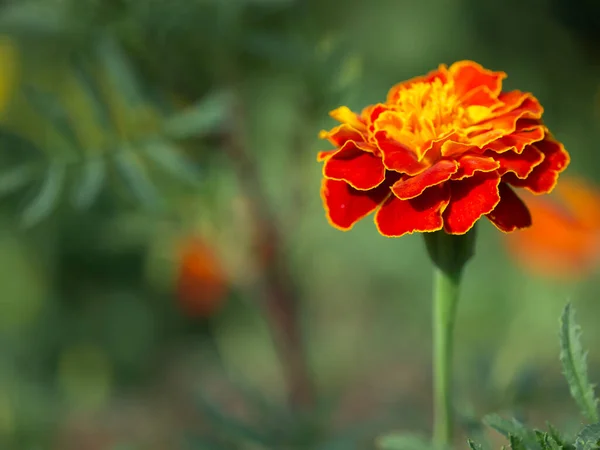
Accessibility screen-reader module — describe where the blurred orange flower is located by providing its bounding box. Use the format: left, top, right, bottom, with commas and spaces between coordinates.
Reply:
175, 236, 228, 318
318, 60, 570, 237
505, 177, 600, 279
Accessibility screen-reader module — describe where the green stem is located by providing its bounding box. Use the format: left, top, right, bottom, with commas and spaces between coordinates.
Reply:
432, 265, 462, 447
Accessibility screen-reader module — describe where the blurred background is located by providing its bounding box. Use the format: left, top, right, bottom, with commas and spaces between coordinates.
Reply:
0, 0, 600, 448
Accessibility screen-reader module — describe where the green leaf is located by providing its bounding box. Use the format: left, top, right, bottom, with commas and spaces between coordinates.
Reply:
71, 157, 105, 209
483, 414, 539, 450
509, 435, 527, 450
163, 90, 232, 139
23, 86, 80, 150
96, 36, 144, 107
559, 303, 599, 423
141, 139, 201, 186
0, 165, 37, 197
21, 162, 65, 226
114, 146, 161, 209
376, 432, 433, 450
468, 440, 484, 450
0, 1, 67, 36
575, 423, 600, 450
546, 423, 573, 449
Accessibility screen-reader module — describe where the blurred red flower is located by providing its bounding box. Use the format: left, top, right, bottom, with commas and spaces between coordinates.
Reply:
505, 177, 600, 279
176, 237, 228, 318
318, 60, 570, 237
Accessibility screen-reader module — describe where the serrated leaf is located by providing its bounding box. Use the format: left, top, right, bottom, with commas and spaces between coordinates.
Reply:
376, 432, 433, 450
0, 165, 37, 197
114, 146, 160, 209
546, 423, 572, 449
483, 414, 539, 450
468, 440, 484, 450
575, 423, 600, 450
163, 90, 232, 139
560, 303, 599, 423
71, 157, 105, 209
21, 162, 65, 226
509, 435, 527, 450
141, 139, 201, 186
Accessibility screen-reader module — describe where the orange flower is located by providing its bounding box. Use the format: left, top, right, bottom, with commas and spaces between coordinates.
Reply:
318, 61, 570, 236
505, 177, 600, 279
176, 237, 228, 318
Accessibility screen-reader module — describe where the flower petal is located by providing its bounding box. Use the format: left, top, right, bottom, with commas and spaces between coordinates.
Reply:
329, 106, 365, 129
453, 155, 500, 179
492, 144, 544, 179
391, 160, 458, 200
323, 141, 386, 190
486, 182, 532, 232
319, 124, 366, 147
449, 60, 506, 97
374, 130, 428, 175
443, 173, 501, 234
374, 184, 450, 237
321, 177, 395, 231
483, 119, 545, 153
317, 150, 336, 161
503, 136, 570, 194
386, 65, 449, 104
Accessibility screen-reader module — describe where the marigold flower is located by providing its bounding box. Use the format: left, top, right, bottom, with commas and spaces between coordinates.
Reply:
504, 177, 600, 279
318, 61, 570, 236
176, 236, 228, 318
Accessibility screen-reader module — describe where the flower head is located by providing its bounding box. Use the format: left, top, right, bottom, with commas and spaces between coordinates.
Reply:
318, 61, 570, 236
504, 177, 600, 280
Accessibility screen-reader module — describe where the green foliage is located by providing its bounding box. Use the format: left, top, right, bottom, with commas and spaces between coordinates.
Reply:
472, 304, 600, 450
560, 303, 599, 423
376, 432, 434, 450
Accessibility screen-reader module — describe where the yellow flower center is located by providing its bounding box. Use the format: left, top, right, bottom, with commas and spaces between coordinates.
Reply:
381, 79, 490, 160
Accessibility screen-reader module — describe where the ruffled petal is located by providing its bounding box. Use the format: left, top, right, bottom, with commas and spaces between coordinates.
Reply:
329, 106, 365, 130
483, 119, 545, 153
386, 65, 449, 104
321, 178, 394, 231
503, 136, 570, 194
453, 155, 500, 179
492, 144, 544, 179
486, 182, 532, 232
374, 184, 450, 237
443, 173, 501, 234
449, 60, 506, 97
323, 141, 386, 190
319, 124, 367, 147
391, 160, 458, 200
374, 130, 428, 175
317, 150, 336, 162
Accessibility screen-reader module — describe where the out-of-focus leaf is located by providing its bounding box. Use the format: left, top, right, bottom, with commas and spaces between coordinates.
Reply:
560, 303, 599, 423
96, 35, 144, 107
21, 162, 65, 226
376, 432, 432, 450
71, 156, 105, 209
0, 165, 37, 198
575, 423, 600, 450
163, 90, 232, 139
71, 59, 112, 130
114, 146, 161, 209
141, 139, 201, 186
194, 393, 276, 447
0, 1, 67, 36
483, 414, 539, 450
23, 86, 80, 153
